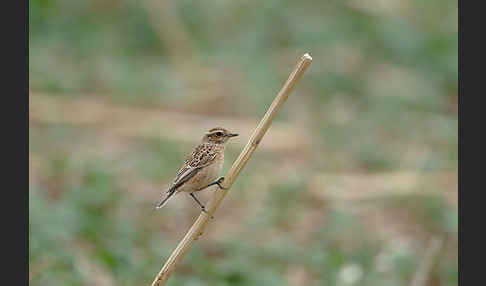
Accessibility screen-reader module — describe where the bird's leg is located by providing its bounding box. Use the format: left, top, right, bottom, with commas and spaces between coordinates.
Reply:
189, 192, 213, 218
197, 177, 228, 191
189, 192, 206, 210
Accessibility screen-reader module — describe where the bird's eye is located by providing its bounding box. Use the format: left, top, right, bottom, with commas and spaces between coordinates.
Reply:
216, 132, 223, 136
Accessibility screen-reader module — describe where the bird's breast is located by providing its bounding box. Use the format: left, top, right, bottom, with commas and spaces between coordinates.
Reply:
203, 157, 223, 182
179, 156, 224, 193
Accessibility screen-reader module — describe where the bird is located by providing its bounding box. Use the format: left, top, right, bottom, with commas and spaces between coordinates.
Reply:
155, 127, 238, 213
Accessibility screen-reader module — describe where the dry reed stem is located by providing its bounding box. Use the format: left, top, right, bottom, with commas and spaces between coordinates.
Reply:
409, 236, 444, 286
150, 53, 312, 286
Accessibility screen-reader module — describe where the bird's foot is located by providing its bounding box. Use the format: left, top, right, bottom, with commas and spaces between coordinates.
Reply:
215, 177, 228, 190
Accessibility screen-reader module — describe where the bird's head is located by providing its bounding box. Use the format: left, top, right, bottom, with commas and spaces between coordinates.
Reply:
202, 127, 238, 144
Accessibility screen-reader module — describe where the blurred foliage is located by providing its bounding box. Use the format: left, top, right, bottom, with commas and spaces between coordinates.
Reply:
30, 0, 457, 285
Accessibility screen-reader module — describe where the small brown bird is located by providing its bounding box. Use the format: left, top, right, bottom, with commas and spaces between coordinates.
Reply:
155, 127, 238, 212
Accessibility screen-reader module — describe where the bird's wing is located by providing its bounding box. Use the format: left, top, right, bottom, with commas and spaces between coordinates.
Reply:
168, 144, 218, 193
187, 143, 219, 168
168, 166, 201, 193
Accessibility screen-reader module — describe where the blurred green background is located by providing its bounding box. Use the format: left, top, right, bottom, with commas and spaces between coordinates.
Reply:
29, 0, 458, 285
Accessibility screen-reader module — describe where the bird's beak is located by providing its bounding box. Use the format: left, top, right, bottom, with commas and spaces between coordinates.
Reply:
228, 133, 239, 137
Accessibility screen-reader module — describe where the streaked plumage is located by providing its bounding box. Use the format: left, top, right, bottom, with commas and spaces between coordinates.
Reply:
156, 127, 238, 211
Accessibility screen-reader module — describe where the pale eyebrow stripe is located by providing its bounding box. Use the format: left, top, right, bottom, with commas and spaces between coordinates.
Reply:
208, 127, 225, 132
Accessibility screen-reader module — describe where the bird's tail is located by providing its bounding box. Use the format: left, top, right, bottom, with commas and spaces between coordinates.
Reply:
155, 188, 177, 210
